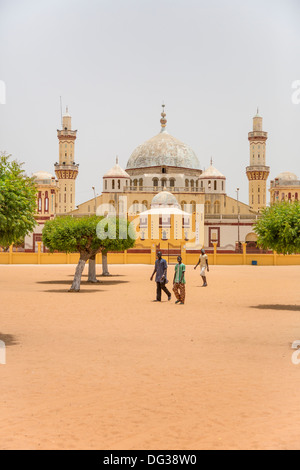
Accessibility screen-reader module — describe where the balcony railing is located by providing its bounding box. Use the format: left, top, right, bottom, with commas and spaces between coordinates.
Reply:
246, 166, 270, 173
123, 185, 205, 193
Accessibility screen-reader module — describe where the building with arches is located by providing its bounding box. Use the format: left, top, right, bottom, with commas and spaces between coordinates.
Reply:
72, 106, 261, 253
270, 172, 299, 204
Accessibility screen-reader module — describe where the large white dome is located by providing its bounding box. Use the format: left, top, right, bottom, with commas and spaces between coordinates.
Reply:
126, 130, 200, 170
126, 108, 200, 170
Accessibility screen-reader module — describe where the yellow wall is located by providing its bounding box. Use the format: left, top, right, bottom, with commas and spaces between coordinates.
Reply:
1, 244, 299, 266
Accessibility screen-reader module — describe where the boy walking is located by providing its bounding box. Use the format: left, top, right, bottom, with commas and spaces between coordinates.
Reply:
173, 256, 186, 304
194, 248, 209, 287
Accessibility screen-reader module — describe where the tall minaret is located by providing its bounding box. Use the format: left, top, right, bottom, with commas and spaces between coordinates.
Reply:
55, 107, 79, 214
246, 109, 270, 212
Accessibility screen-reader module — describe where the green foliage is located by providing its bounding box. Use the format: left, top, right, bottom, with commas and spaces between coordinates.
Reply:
0, 153, 37, 247
42, 215, 136, 257
254, 202, 300, 254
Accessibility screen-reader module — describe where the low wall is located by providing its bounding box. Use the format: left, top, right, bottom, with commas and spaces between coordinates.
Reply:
0, 244, 299, 266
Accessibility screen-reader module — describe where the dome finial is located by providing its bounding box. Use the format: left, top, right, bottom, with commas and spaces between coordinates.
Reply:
116, 155, 119, 165
210, 157, 213, 166
160, 102, 167, 131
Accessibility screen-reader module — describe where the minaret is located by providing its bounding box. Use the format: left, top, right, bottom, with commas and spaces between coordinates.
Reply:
246, 109, 270, 212
55, 107, 79, 214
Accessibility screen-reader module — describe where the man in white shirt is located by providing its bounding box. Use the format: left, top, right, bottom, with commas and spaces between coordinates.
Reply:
194, 249, 209, 287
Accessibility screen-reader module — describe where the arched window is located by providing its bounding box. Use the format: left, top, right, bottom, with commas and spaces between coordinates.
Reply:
295, 193, 298, 201
44, 191, 49, 212
288, 193, 292, 200
185, 179, 189, 189
112, 179, 115, 190
181, 200, 187, 211
161, 178, 167, 188
153, 178, 158, 189
139, 178, 143, 189
105, 180, 107, 190
132, 200, 139, 214
190, 200, 196, 213
38, 192, 42, 213
214, 180, 217, 191
200, 180, 203, 189
133, 179, 138, 189
190, 180, 194, 190
222, 181, 224, 191
169, 178, 175, 188
214, 201, 220, 214
142, 200, 148, 210
196, 180, 199, 190
118, 180, 121, 190
205, 201, 211, 215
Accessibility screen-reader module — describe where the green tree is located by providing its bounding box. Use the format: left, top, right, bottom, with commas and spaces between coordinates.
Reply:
0, 153, 37, 248
254, 202, 300, 255
42, 215, 135, 291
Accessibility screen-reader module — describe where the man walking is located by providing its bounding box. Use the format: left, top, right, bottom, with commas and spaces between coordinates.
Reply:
150, 251, 171, 302
194, 248, 209, 287
173, 256, 186, 305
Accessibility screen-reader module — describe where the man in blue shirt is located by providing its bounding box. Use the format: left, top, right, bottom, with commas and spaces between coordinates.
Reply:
150, 251, 171, 302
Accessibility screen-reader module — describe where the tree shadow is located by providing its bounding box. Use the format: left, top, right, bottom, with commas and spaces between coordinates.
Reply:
43, 289, 106, 294
69, 274, 126, 278
251, 304, 300, 312
0, 333, 19, 347
37, 280, 128, 286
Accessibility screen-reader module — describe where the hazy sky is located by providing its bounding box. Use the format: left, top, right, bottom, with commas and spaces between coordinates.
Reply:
0, 0, 299, 205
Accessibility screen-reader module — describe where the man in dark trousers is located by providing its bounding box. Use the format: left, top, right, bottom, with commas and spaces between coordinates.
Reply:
150, 251, 171, 302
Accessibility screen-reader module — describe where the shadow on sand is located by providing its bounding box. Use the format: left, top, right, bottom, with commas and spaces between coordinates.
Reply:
37, 279, 128, 286
68, 274, 127, 278
251, 304, 300, 312
44, 289, 105, 294
0, 333, 19, 347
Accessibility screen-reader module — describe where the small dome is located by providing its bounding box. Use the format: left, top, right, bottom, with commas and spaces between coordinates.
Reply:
151, 190, 180, 209
199, 164, 225, 179
32, 171, 55, 182
104, 159, 130, 178
276, 171, 298, 182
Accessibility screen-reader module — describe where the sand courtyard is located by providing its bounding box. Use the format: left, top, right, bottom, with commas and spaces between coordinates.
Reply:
0, 264, 300, 450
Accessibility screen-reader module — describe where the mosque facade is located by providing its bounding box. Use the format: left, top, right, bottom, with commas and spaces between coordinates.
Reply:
24, 106, 299, 256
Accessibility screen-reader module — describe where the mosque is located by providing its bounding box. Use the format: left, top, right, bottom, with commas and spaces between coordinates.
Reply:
25, 106, 299, 257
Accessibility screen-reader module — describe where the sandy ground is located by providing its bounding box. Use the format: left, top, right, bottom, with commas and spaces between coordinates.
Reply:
0, 264, 300, 450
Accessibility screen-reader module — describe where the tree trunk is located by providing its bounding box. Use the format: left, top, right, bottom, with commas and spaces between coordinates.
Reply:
88, 254, 100, 283
69, 255, 88, 292
102, 251, 110, 276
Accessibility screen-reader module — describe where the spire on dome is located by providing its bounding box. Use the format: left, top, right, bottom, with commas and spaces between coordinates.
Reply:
210, 157, 213, 166
116, 155, 119, 165
160, 103, 167, 132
